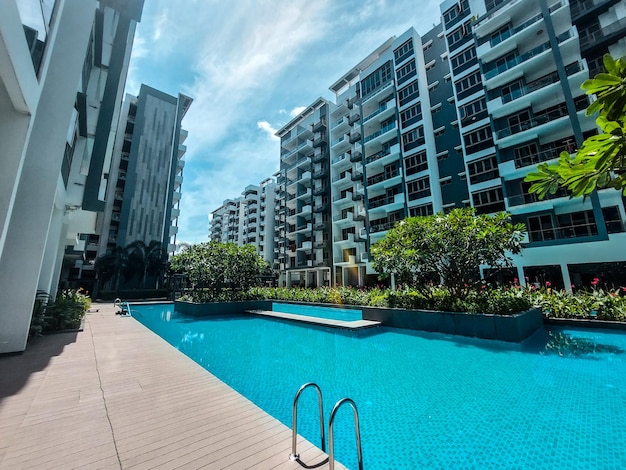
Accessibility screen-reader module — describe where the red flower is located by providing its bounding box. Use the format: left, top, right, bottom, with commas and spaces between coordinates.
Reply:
591, 277, 600, 286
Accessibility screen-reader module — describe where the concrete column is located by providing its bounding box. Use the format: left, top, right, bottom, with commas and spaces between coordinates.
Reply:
38, 205, 66, 296
517, 265, 527, 288
561, 263, 573, 293
0, 1, 97, 354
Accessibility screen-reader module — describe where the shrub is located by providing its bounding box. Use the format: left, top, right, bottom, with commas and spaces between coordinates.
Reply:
45, 288, 91, 331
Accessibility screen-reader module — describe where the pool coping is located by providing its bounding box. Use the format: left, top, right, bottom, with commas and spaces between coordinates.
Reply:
246, 309, 381, 330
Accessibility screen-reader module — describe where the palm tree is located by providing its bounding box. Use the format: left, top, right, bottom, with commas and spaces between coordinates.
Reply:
94, 245, 128, 296
126, 240, 167, 288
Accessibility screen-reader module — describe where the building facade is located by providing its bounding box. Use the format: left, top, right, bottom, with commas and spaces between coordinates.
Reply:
0, 0, 144, 354
208, 0, 626, 290
208, 178, 278, 265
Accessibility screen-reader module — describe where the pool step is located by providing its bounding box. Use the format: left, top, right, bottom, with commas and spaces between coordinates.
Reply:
245, 309, 381, 330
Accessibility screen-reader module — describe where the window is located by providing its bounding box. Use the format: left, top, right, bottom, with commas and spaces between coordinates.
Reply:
361, 61, 393, 99
463, 125, 494, 154
500, 79, 524, 103
468, 156, 499, 184
400, 103, 422, 128
450, 46, 477, 75
460, 97, 488, 125
398, 81, 420, 106
397, 60, 417, 86
455, 70, 482, 100
409, 203, 433, 217
603, 206, 625, 233
402, 126, 425, 151
557, 210, 598, 238
394, 39, 414, 64
513, 142, 539, 168
407, 177, 431, 201
443, 0, 470, 29
472, 187, 504, 214
446, 21, 472, 51
528, 214, 555, 242
405, 151, 428, 175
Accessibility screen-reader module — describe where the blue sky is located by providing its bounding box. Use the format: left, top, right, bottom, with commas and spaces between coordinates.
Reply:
126, 0, 443, 244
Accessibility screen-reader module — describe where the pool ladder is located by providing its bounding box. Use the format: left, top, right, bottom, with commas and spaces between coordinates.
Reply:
289, 382, 363, 470
114, 298, 131, 316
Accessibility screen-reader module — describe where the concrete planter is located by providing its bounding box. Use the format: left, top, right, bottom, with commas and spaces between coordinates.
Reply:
362, 306, 543, 342
174, 300, 272, 317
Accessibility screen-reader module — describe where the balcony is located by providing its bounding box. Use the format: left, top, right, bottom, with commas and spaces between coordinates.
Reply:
331, 116, 349, 131
365, 143, 400, 170
313, 203, 328, 213
350, 150, 363, 163
351, 171, 363, 182
579, 17, 626, 52
349, 132, 362, 144
571, 0, 619, 20
363, 121, 397, 145
333, 191, 353, 204
312, 119, 327, 133
313, 135, 327, 148
312, 185, 327, 196
312, 149, 326, 163
332, 152, 348, 166
483, 30, 574, 86
362, 99, 396, 124
368, 193, 405, 215
488, 62, 585, 117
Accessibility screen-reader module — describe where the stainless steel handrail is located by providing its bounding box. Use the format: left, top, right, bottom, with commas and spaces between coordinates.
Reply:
328, 398, 363, 470
289, 382, 325, 461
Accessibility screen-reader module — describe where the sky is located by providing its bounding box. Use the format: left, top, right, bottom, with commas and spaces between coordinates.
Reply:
126, 0, 444, 245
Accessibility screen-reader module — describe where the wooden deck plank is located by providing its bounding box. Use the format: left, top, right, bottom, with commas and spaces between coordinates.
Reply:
0, 303, 346, 470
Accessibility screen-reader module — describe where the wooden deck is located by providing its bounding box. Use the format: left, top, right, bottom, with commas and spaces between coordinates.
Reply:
0, 303, 345, 469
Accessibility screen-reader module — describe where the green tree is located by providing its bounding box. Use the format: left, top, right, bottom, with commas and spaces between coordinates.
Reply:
94, 245, 128, 295
126, 240, 167, 288
370, 208, 526, 295
526, 55, 626, 198
169, 241, 266, 300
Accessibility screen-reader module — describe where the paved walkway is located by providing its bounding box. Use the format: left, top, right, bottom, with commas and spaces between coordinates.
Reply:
0, 303, 344, 469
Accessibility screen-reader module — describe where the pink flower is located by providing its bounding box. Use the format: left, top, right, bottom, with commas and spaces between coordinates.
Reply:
545, 281, 551, 288
591, 277, 600, 286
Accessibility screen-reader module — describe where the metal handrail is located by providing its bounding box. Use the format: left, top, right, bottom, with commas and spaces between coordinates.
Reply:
289, 383, 326, 461
329, 398, 363, 470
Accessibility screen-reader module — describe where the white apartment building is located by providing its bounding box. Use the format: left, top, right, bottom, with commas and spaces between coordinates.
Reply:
0, 0, 144, 354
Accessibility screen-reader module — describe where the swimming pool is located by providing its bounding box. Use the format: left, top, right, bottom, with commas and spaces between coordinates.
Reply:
271, 302, 362, 321
132, 304, 626, 469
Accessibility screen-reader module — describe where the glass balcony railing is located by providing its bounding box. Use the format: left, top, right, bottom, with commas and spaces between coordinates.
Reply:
483, 31, 572, 80
364, 121, 397, 144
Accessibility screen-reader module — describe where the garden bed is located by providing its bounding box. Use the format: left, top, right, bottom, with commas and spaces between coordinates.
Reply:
362, 306, 542, 342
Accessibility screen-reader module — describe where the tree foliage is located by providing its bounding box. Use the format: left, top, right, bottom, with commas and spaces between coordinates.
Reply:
526, 54, 626, 198
370, 208, 526, 294
169, 241, 267, 298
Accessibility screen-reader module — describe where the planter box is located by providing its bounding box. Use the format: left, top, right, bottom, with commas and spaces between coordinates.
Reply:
174, 300, 272, 317
544, 317, 626, 331
362, 306, 542, 342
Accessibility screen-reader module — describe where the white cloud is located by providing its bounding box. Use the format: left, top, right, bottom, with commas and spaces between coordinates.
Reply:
289, 106, 307, 117
257, 121, 280, 141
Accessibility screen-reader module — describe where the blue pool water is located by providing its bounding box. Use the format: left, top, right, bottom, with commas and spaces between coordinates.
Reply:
132, 304, 626, 469
272, 302, 362, 321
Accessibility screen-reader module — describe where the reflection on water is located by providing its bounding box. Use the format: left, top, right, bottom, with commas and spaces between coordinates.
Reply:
544, 331, 625, 357
160, 310, 172, 322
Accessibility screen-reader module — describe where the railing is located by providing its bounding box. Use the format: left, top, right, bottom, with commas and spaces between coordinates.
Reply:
364, 121, 397, 144
332, 153, 347, 165
365, 149, 391, 165
501, 62, 582, 104
528, 222, 599, 242
363, 99, 393, 123
571, 0, 616, 19
579, 18, 626, 50
483, 31, 572, 80
370, 221, 394, 233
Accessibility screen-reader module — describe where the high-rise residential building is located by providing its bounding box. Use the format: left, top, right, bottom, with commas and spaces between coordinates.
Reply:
442, 0, 626, 288
209, 0, 626, 290
208, 178, 278, 265
0, 0, 144, 354
275, 99, 333, 287
78, 85, 192, 285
